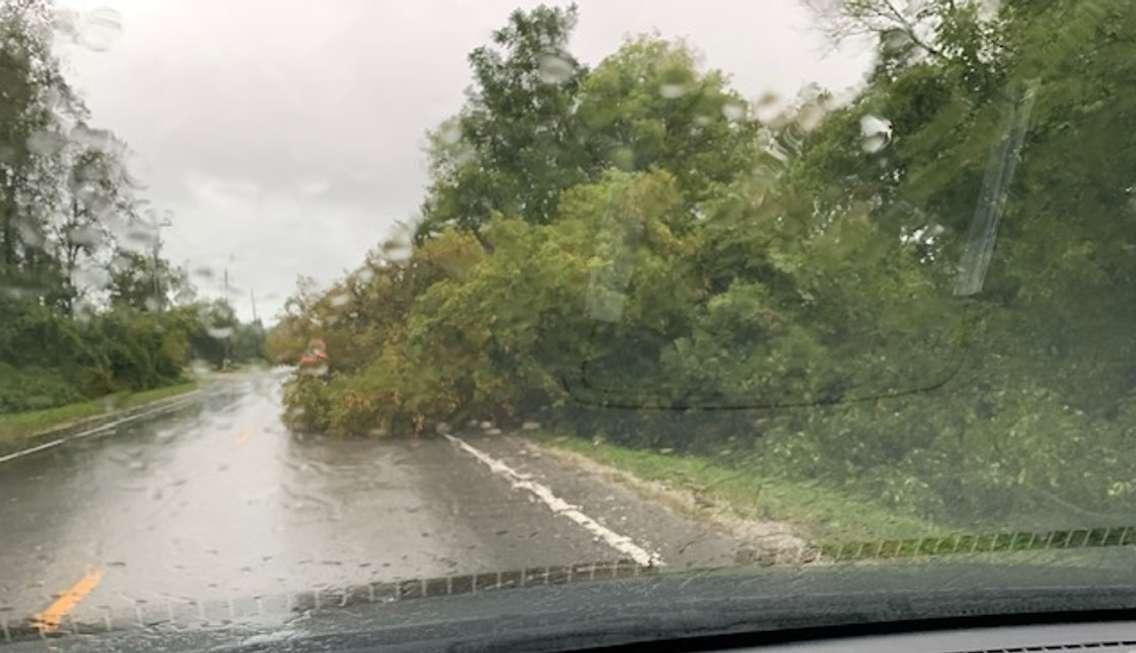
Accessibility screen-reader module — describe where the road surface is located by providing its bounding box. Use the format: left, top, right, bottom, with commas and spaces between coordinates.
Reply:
0, 370, 746, 634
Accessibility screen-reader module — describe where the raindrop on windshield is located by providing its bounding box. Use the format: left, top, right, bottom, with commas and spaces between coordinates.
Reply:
70, 225, 102, 248
380, 237, 411, 263
78, 7, 122, 52
437, 121, 462, 146
72, 265, 110, 291
860, 114, 892, 153
189, 359, 212, 377
753, 92, 781, 123
126, 227, 158, 247
796, 103, 826, 132
26, 130, 67, 156
722, 101, 746, 122
881, 28, 914, 53
538, 53, 574, 84
15, 221, 44, 248
301, 364, 328, 377
660, 83, 688, 99
69, 123, 114, 151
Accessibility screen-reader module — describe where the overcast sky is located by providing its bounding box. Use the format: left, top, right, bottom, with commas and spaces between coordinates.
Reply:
55, 0, 872, 322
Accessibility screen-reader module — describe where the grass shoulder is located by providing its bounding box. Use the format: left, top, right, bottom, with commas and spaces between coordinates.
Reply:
530, 431, 945, 546
0, 381, 198, 445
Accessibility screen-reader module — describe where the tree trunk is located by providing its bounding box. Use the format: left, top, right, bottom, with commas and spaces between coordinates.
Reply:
1, 199, 14, 269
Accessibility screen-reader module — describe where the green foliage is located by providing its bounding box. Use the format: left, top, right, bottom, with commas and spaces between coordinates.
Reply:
0, 363, 86, 412
0, 381, 196, 446
576, 37, 759, 206
418, 3, 587, 239
281, 0, 1136, 531
281, 373, 333, 433
0, 295, 196, 410
538, 431, 941, 544
108, 250, 188, 312
0, 0, 272, 414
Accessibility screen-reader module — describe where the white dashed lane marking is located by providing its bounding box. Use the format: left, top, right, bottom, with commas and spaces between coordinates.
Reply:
443, 434, 663, 567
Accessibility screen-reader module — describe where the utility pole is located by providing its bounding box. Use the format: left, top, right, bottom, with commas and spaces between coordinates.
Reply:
221, 268, 232, 369
250, 288, 259, 323
147, 211, 173, 312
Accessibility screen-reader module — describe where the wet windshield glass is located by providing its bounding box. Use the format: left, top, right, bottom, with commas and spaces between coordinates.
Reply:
2, 0, 1136, 647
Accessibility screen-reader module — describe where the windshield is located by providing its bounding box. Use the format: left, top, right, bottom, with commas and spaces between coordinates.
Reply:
2, 0, 1136, 648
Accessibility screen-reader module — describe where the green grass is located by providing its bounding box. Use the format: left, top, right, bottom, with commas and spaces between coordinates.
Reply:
0, 381, 198, 445
533, 432, 945, 546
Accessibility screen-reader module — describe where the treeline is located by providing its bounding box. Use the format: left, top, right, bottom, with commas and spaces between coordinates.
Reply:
0, 0, 264, 412
273, 0, 1136, 526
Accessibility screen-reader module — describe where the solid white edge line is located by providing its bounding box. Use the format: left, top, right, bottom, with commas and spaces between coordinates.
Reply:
0, 393, 201, 465
444, 433, 663, 567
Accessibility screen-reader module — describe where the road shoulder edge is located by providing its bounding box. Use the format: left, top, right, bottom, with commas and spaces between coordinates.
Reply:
518, 435, 812, 563
0, 387, 201, 461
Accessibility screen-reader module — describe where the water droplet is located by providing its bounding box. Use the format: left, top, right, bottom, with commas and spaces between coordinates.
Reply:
797, 103, 826, 132
380, 237, 410, 262
881, 28, 914, 52
521, 421, 540, 431
207, 326, 234, 339
538, 53, 574, 84
125, 227, 157, 247
437, 121, 462, 146
862, 134, 887, 153
75, 125, 119, 155
722, 102, 747, 122
610, 147, 635, 171
659, 83, 688, 99
70, 225, 102, 248
754, 92, 781, 123
15, 221, 44, 248
329, 293, 350, 308
26, 130, 66, 156
301, 364, 328, 377
79, 7, 122, 52
479, 421, 493, 430
72, 265, 110, 291
860, 114, 892, 153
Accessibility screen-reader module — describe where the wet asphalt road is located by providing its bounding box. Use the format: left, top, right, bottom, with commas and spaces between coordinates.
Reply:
0, 370, 742, 630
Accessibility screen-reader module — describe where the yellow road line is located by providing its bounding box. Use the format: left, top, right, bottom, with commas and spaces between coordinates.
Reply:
34, 567, 103, 632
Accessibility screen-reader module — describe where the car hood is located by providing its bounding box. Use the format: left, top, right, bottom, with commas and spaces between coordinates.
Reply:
8, 553, 1136, 652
